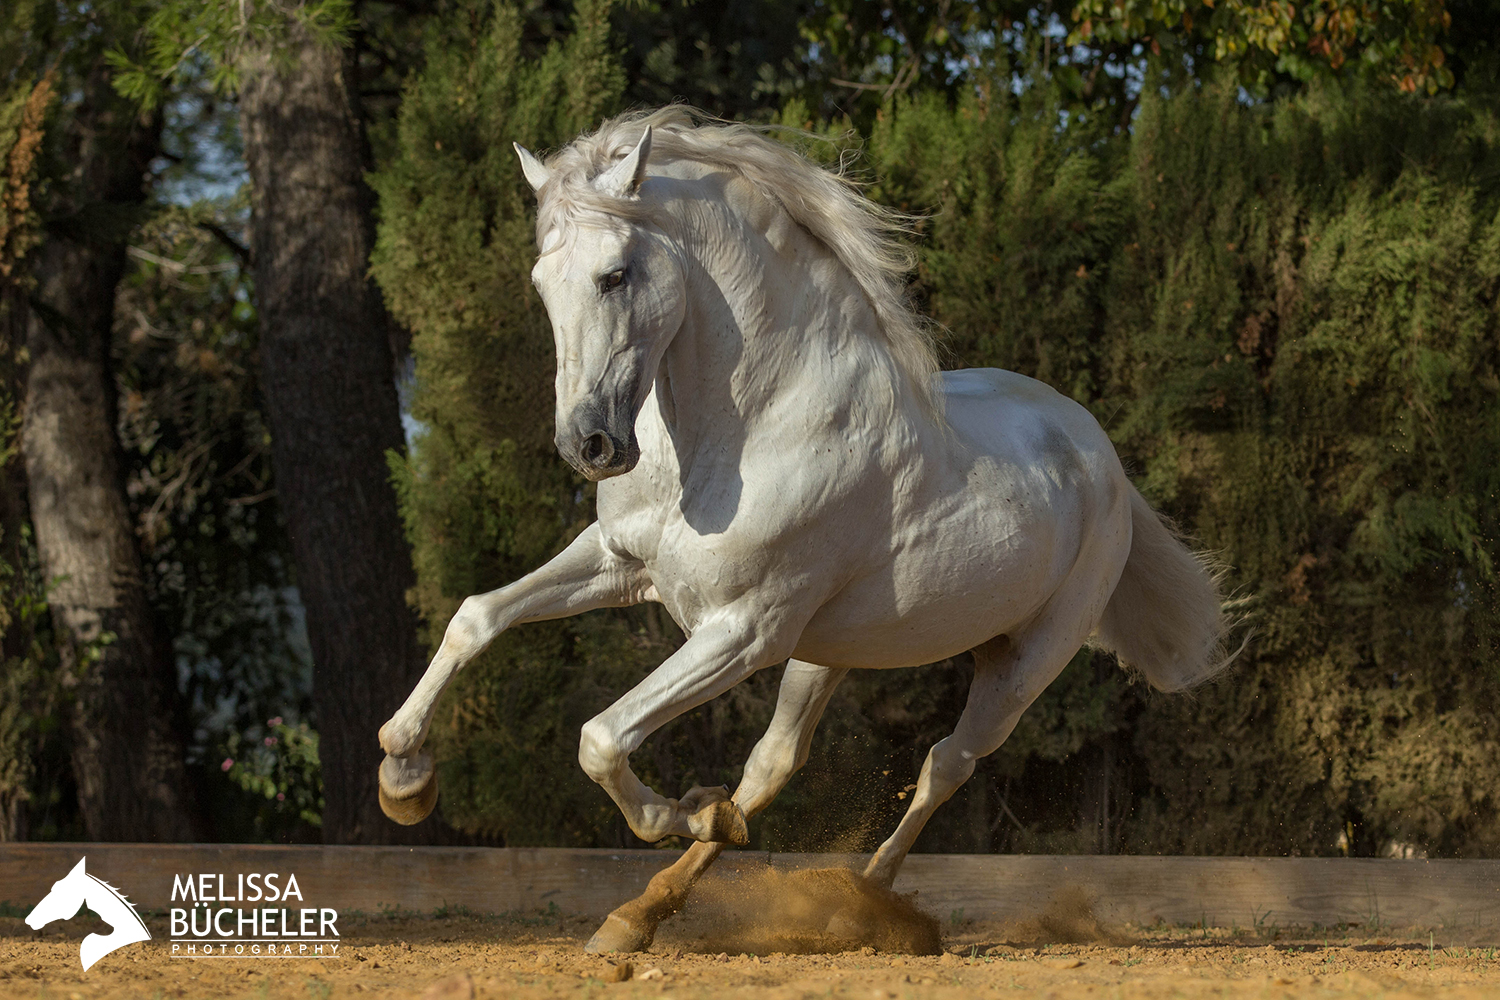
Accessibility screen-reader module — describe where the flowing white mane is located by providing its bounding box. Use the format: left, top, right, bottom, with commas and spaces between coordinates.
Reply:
533, 107, 941, 411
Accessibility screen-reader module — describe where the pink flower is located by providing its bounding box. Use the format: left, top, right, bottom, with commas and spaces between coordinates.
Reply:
221, 758, 234, 772
268, 716, 283, 727
276, 792, 286, 801
264, 736, 278, 746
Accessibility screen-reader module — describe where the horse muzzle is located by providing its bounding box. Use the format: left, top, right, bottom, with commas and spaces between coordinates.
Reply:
556, 408, 640, 481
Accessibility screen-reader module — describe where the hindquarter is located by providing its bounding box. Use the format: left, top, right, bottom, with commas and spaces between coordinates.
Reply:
791, 369, 1132, 669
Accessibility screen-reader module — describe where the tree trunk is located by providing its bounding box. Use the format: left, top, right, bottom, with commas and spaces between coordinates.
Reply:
238, 21, 439, 843
0, 282, 35, 843
19, 66, 203, 842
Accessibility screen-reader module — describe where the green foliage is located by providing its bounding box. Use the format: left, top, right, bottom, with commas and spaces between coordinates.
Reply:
1112, 82, 1500, 856
867, 73, 1500, 855
106, 0, 355, 107
221, 717, 323, 832
1070, 0, 1455, 94
867, 77, 1133, 399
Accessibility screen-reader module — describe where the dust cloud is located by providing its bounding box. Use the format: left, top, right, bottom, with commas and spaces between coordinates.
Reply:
659, 864, 942, 956
980, 885, 1128, 946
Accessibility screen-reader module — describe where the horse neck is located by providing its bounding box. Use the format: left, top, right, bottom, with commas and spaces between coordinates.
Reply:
662, 178, 908, 434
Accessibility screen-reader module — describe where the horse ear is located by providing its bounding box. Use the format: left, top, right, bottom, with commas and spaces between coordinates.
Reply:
513, 143, 551, 193
594, 126, 652, 199
69, 857, 87, 877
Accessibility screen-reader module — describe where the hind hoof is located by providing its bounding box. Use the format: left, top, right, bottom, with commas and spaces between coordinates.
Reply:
585, 912, 654, 954
378, 751, 438, 825
688, 799, 748, 845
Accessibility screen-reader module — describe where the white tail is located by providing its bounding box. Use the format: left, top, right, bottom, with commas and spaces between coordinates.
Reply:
1096, 486, 1236, 692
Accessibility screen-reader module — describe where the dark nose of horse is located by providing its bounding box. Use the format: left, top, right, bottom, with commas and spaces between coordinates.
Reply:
556, 411, 639, 480
579, 431, 614, 470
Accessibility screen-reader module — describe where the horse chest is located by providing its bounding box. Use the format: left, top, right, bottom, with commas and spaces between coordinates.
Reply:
600, 503, 782, 635
593, 479, 734, 626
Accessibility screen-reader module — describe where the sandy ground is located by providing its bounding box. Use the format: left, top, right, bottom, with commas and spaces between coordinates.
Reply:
4, 883, 1499, 1000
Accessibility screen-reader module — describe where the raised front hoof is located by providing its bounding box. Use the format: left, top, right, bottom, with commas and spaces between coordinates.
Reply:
584, 912, 654, 954
378, 751, 438, 825
690, 798, 748, 845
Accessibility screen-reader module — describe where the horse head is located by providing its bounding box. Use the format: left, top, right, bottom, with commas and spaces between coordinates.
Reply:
514, 127, 688, 481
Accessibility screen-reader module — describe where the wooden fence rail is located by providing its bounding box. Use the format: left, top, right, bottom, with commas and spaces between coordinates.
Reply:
2, 845, 1496, 931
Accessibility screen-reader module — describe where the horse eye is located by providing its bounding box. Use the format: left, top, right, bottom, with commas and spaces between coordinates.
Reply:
599, 269, 625, 292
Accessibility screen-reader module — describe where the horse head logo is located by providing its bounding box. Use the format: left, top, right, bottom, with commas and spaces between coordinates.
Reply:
26, 857, 151, 970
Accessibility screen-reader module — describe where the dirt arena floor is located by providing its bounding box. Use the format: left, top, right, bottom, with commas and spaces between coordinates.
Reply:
4, 872, 1499, 1000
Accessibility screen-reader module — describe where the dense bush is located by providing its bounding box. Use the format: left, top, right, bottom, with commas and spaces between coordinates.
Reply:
872, 76, 1500, 856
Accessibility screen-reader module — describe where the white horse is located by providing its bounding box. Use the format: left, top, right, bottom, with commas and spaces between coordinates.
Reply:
376, 108, 1231, 952
26, 857, 151, 970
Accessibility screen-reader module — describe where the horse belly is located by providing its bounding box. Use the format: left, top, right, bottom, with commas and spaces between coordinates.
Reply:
790, 513, 1066, 670
792, 587, 1046, 669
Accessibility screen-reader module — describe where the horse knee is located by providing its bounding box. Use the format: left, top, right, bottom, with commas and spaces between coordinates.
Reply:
445, 596, 488, 654
578, 718, 621, 784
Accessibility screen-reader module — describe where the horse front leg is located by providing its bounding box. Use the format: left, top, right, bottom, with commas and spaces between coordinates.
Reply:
376, 523, 648, 824
576, 606, 807, 845
585, 660, 846, 953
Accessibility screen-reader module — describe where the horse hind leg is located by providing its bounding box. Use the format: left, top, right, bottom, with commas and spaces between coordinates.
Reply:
585, 661, 847, 953
585, 840, 725, 954
731, 661, 848, 817
854, 476, 1133, 895
860, 619, 1092, 892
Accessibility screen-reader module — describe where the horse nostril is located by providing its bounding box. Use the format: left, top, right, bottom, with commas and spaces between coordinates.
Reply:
580, 431, 614, 468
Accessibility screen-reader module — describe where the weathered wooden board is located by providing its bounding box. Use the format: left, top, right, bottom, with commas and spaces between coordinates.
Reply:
890, 854, 1500, 930
0, 845, 669, 918
1, 845, 1495, 931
